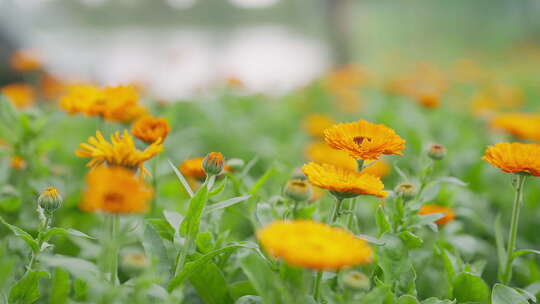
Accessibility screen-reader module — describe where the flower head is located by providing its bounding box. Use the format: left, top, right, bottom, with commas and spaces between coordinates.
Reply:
1, 83, 35, 109
10, 156, 27, 171
131, 115, 170, 144
81, 166, 152, 214
419, 204, 455, 226
303, 114, 336, 138
302, 162, 387, 198
9, 50, 42, 72
76, 130, 163, 177
490, 113, 540, 141
59, 84, 105, 115
324, 120, 405, 160
38, 187, 63, 214
257, 220, 373, 270
483, 142, 540, 176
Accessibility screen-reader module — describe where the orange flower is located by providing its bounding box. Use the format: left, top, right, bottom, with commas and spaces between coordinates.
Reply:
1, 83, 35, 109
40, 74, 68, 101
324, 120, 405, 160
483, 142, 540, 176
80, 166, 152, 214
9, 50, 42, 72
59, 84, 105, 115
257, 220, 373, 270
490, 113, 540, 141
76, 130, 163, 178
303, 114, 335, 138
302, 162, 387, 198
131, 116, 170, 144
419, 205, 455, 226
10, 156, 27, 171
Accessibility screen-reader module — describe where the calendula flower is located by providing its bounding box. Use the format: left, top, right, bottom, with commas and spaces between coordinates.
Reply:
323, 65, 369, 113
302, 162, 387, 198
60, 84, 105, 115
76, 130, 163, 177
257, 220, 373, 270
80, 166, 152, 214
483, 142, 540, 176
490, 113, 540, 141
131, 116, 170, 144
324, 120, 405, 160
226, 76, 244, 89
10, 156, 27, 171
419, 204, 455, 226
1, 83, 35, 109
303, 114, 336, 138
38, 187, 63, 214
9, 50, 42, 72
305, 141, 390, 177
40, 74, 68, 101
179, 156, 231, 180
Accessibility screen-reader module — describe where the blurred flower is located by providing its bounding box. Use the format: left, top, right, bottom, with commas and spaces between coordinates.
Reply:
324, 120, 405, 160
10, 156, 27, 171
60, 84, 105, 115
483, 142, 540, 176
1, 83, 35, 109
308, 186, 326, 202
122, 252, 150, 272
202, 152, 225, 176
490, 113, 540, 141
38, 187, 63, 214
9, 49, 42, 72
131, 116, 170, 144
394, 183, 418, 200
257, 220, 373, 270
471, 86, 523, 118
323, 65, 369, 112
341, 270, 370, 290
419, 204, 455, 226
302, 162, 387, 198
283, 179, 312, 202
225, 76, 245, 89
40, 74, 68, 101
76, 130, 163, 178
303, 114, 335, 138
80, 166, 152, 214
427, 143, 447, 161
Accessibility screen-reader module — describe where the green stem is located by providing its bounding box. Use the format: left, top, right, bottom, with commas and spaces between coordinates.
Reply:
501, 174, 526, 284
330, 198, 344, 224
106, 214, 120, 285
313, 270, 323, 302
151, 156, 159, 217
356, 159, 364, 172
292, 200, 299, 219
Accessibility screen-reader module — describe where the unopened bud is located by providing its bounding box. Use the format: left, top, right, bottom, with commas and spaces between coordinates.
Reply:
202, 152, 225, 176
122, 251, 150, 273
427, 143, 446, 161
394, 183, 418, 200
341, 271, 370, 290
38, 187, 63, 214
283, 179, 312, 202
291, 168, 307, 180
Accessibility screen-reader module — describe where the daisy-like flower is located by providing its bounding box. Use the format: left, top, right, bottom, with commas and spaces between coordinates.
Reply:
257, 220, 373, 270
60, 84, 105, 115
483, 142, 540, 176
303, 114, 336, 138
324, 120, 405, 160
419, 205, 455, 226
80, 166, 152, 214
302, 162, 387, 198
490, 113, 540, 141
1, 83, 35, 109
76, 130, 163, 177
131, 115, 170, 144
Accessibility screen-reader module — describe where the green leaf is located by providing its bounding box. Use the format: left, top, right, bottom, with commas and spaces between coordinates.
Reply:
189, 259, 234, 304
163, 210, 183, 233
436, 177, 467, 187
230, 281, 257, 300
50, 268, 70, 304
9, 270, 48, 304
239, 252, 286, 304
73, 279, 88, 302
147, 218, 175, 242
196, 232, 216, 254
492, 283, 529, 304
398, 295, 420, 304
0, 216, 38, 253
249, 167, 277, 195
421, 298, 455, 304
399, 231, 424, 249
142, 222, 171, 276
376, 205, 391, 237
168, 159, 194, 197
409, 213, 445, 228
236, 296, 262, 304
358, 234, 386, 246
40, 255, 99, 283
360, 285, 395, 304
514, 249, 540, 258
205, 195, 251, 214
451, 272, 489, 304
209, 180, 227, 197
179, 183, 209, 237
43, 228, 95, 242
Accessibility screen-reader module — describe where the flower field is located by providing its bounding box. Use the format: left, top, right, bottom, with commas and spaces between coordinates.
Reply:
2, 3, 540, 303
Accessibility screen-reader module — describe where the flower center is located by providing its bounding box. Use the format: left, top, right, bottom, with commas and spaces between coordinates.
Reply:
354, 136, 371, 146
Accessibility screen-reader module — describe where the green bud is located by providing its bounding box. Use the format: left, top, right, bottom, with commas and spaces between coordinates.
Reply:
38, 187, 63, 214
394, 183, 418, 200
283, 179, 312, 202
427, 143, 446, 160
202, 152, 225, 176
341, 270, 370, 290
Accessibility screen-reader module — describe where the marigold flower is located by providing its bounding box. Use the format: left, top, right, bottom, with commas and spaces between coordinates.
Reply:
419, 204, 455, 226
1, 83, 35, 109
10, 156, 27, 171
483, 142, 540, 176
257, 220, 373, 270
490, 113, 540, 141
302, 162, 387, 198
131, 116, 170, 144
324, 120, 405, 160
80, 166, 152, 214
9, 50, 42, 71
60, 84, 105, 115
76, 130, 163, 177
303, 114, 336, 138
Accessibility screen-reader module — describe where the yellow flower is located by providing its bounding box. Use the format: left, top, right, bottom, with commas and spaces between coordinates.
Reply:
305, 141, 390, 178
1, 83, 35, 109
302, 162, 387, 198
80, 166, 152, 214
483, 142, 540, 176
76, 130, 163, 177
59, 84, 105, 115
131, 115, 170, 144
490, 113, 540, 141
303, 114, 335, 138
324, 120, 405, 160
419, 205, 455, 226
10, 156, 27, 171
257, 220, 373, 270
9, 50, 42, 72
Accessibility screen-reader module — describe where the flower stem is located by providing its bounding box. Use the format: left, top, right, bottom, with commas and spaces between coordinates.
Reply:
330, 198, 344, 224
501, 174, 526, 284
106, 214, 120, 285
313, 270, 323, 302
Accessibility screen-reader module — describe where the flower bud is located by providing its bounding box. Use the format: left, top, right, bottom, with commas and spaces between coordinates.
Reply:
283, 179, 312, 202
427, 143, 446, 161
341, 270, 370, 290
291, 168, 307, 180
122, 251, 150, 274
202, 152, 225, 176
394, 183, 418, 200
38, 187, 63, 214
226, 158, 244, 171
